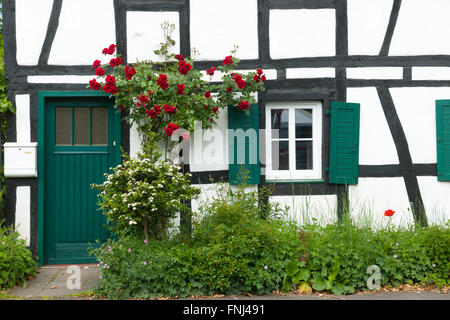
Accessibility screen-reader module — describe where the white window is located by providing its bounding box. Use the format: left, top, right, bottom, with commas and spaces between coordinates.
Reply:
265, 101, 322, 181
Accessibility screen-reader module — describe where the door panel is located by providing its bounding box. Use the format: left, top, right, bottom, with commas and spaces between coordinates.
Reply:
44, 98, 120, 264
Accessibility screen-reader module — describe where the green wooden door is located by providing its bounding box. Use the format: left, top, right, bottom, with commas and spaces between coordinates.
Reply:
44, 98, 121, 264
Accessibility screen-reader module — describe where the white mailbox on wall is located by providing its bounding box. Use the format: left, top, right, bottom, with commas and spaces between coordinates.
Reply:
4, 142, 38, 178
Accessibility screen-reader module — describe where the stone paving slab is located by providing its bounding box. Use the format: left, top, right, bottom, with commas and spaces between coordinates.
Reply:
9, 264, 99, 298
5, 265, 449, 300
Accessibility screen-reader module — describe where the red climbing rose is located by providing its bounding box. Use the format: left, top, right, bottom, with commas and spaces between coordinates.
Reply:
223, 55, 233, 65
95, 67, 105, 77
238, 101, 250, 110
177, 84, 185, 95
157, 73, 169, 90
179, 60, 192, 75
164, 122, 180, 136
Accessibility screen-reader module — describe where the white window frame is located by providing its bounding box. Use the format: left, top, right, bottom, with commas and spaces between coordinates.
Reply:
265, 101, 322, 181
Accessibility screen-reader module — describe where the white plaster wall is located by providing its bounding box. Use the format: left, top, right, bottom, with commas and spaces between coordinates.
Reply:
390, 0, 450, 56
15, 94, 31, 143
349, 177, 414, 229
15, 186, 31, 247
286, 68, 335, 79
190, 183, 222, 214
417, 177, 450, 226
347, 88, 399, 165
269, 195, 338, 227
27, 75, 95, 83
347, 0, 393, 55
390, 88, 450, 164
269, 9, 335, 59
346, 67, 403, 79
190, 0, 258, 61
189, 107, 228, 172
129, 122, 142, 159
127, 11, 180, 64
48, 0, 116, 65
201, 69, 277, 83
15, 0, 53, 65
412, 67, 450, 81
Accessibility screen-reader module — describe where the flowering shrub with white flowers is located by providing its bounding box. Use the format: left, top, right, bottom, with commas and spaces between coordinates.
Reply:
92, 142, 200, 242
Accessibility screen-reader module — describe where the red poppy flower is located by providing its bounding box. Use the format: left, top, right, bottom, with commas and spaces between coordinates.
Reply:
204, 91, 211, 99
256, 69, 263, 75
118, 105, 124, 111
175, 54, 183, 61
253, 74, 260, 83
212, 107, 218, 114
226, 86, 233, 93
384, 209, 395, 217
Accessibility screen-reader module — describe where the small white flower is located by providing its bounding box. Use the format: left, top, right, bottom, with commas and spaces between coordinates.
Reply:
393, 254, 398, 258
129, 220, 137, 225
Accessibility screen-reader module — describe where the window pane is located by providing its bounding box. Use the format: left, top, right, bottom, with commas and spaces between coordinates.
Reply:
295, 109, 312, 139
55, 107, 72, 145
92, 108, 108, 145
271, 109, 289, 139
296, 141, 313, 170
272, 140, 289, 170
74, 107, 90, 145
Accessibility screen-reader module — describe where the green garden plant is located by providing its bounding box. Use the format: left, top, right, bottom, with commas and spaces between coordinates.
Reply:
92, 136, 200, 242
0, 223, 37, 290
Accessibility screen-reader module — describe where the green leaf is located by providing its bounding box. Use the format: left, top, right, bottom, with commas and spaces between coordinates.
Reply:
331, 283, 345, 296
297, 281, 312, 294
312, 279, 327, 291
281, 275, 293, 292
292, 269, 310, 284
285, 260, 298, 277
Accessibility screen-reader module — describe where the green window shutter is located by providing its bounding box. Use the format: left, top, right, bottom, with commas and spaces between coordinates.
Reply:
329, 101, 360, 185
436, 100, 450, 181
228, 104, 260, 185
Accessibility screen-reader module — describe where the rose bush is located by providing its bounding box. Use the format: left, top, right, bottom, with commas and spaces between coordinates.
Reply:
88, 22, 267, 158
